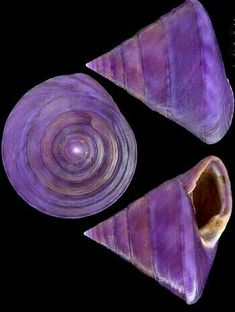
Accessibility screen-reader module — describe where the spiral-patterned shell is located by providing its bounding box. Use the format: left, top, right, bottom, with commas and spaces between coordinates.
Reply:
86, 0, 234, 144
2, 73, 137, 218
85, 156, 232, 304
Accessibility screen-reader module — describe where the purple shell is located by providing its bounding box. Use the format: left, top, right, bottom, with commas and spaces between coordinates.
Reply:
86, 0, 234, 144
2, 73, 137, 218
85, 156, 232, 304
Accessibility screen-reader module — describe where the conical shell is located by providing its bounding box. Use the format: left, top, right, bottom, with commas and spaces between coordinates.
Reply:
84, 156, 232, 304
86, 0, 234, 144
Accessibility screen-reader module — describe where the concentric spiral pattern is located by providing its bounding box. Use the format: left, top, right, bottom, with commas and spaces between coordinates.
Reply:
2, 74, 137, 218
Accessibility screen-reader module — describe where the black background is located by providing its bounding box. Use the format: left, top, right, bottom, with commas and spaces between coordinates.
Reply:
1, 0, 234, 310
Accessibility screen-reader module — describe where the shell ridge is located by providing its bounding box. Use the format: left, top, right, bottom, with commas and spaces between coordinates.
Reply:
125, 206, 135, 265
136, 34, 146, 100
159, 17, 171, 118
146, 194, 157, 279
188, 0, 207, 142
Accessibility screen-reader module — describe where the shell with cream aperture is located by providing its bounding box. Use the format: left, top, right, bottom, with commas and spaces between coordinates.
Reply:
85, 156, 232, 304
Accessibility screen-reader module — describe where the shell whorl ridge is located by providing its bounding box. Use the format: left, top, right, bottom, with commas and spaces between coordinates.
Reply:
86, 0, 234, 144
85, 156, 232, 304
2, 73, 137, 218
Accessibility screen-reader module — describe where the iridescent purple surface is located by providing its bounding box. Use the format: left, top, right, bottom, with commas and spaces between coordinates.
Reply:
2, 73, 137, 218
87, 0, 234, 144
85, 156, 232, 304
